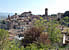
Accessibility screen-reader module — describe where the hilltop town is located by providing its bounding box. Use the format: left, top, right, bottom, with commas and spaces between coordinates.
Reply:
1, 8, 69, 49
0, 8, 69, 40
0, 8, 64, 30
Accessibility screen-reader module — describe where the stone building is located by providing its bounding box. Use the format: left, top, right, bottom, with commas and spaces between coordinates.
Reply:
57, 13, 64, 19
20, 11, 32, 17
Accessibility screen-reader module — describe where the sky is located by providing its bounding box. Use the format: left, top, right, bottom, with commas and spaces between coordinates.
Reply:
0, 0, 69, 15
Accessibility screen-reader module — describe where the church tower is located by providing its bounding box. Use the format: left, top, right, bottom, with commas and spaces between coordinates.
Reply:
45, 8, 48, 17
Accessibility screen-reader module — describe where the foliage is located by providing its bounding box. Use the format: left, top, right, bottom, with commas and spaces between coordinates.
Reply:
21, 27, 44, 47
3, 41, 68, 50
47, 20, 62, 43
34, 17, 62, 44
0, 29, 9, 50
60, 16, 69, 26
63, 11, 69, 17
4, 40, 25, 50
39, 32, 50, 44
63, 16, 69, 23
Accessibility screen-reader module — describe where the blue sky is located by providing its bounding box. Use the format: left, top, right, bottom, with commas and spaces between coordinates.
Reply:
0, 0, 69, 15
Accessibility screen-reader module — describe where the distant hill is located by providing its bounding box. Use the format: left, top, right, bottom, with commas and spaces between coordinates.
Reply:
0, 13, 14, 20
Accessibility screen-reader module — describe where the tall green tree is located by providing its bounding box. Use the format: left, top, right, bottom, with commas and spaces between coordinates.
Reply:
0, 29, 9, 50
47, 20, 61, 43
34, 17, 62, 44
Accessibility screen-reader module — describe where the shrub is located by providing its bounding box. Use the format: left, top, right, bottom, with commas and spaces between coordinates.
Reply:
21, 27, 44, 47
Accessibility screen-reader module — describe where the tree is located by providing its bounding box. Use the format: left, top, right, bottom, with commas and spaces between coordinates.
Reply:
0, 29, 9, 50
63, 11, 69, 17
63, 16, 69, 22
34, 17, 62, 44
47, 20, 61, 43
21, 27, 44, 47
61, 16, 69, 26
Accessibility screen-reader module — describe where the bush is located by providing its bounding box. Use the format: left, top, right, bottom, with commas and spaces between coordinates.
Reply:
21, 27, 44, 47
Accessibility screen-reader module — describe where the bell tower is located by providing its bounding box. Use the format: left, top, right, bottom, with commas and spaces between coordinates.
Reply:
45, 8, 48, 17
